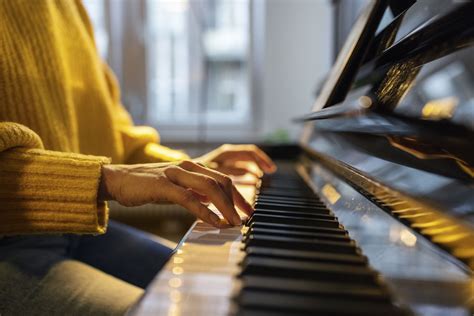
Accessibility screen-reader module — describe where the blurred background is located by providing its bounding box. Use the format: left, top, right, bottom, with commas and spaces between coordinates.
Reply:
82, 0, 368, 147
81, 0, 367, 240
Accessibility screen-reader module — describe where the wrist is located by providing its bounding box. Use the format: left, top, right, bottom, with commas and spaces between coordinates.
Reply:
98, 164, 116, 202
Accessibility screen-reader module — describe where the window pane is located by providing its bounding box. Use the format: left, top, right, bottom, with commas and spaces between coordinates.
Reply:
82, 0, 109, 59
147, 0, 250, 126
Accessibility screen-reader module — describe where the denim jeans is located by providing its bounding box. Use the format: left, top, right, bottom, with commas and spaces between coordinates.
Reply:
0, 220, 173, 315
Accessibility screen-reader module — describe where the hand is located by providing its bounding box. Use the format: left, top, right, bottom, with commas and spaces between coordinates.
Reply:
196, 144, 277, 177
98, 160, 254, 228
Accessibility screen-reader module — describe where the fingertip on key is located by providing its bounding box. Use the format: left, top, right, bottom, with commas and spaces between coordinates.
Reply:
218, 218, 234, 228
210, 212, 221, 226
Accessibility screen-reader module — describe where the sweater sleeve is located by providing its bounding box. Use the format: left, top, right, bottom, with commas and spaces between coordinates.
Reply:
0, 122, 110, 235
102, 64, 190, 164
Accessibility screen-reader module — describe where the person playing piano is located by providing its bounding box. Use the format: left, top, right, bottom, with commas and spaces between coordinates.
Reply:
0, 1, 276, 315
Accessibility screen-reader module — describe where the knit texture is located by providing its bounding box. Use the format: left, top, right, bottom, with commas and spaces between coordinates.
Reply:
0, 122, 110, 235
0, 1, 188, 235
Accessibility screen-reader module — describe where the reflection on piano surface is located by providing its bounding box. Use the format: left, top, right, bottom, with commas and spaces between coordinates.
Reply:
132, 0, 474, 315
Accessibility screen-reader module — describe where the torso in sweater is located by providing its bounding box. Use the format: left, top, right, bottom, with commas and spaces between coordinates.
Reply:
0, 0, 124, 162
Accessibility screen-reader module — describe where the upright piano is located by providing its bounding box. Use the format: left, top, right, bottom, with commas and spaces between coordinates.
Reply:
131, 0, 474, 315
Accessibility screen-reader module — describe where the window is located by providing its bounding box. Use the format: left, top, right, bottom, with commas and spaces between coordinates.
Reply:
146, 0, 250, 127
84, 0, 253, 141
82, 0, 109, 59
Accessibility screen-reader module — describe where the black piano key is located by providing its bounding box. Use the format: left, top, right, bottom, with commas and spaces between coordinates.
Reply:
256, 195, 322, 204
259, 183, 312, 191
247, 222, 347, 235
245, 246, 367, 265
247, 213, 341, 229
254, 209, 334, 220
257, 190, 316, 198
240, 276, 391, 302
243, 235, 359, 255
245, 227, 350, 242
236, 291, 407, 316
255, 197, 325, 205
255, 202, 329, 213
256, 191, 319, 198
261, 173, 299, 180
236, 309, 284, 316
255, 202, 327, 211
243, 232, 335, 245
240, 257, 378, 284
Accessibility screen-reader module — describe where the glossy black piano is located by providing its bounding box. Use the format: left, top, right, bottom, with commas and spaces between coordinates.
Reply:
131, 0, 474, 315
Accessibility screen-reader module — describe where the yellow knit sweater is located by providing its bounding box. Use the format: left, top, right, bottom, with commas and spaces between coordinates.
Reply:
0, 0, 189, 235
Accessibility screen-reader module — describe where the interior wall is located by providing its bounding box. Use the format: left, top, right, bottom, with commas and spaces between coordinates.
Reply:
259, 0, 332, 142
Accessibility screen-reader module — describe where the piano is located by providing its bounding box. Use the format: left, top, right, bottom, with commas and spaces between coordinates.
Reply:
131, 0, 474, 315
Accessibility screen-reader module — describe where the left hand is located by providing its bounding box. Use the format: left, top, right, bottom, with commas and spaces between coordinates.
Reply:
195, 144, 277, 177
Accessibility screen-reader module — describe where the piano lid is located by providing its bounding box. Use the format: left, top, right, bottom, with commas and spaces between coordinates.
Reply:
298, 0, 474, 269
300, 0, 389, 144
298, 0, 474, 181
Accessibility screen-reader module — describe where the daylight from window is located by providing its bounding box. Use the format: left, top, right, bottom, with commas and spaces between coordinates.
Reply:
147, 0, 250, 126
84, 0, 250, 128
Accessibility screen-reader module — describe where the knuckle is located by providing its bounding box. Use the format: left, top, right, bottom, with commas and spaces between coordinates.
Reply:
164, 165, 180, 176
222, 175, 233, 187
154, 175, 169, 185
179, 160, 194, 169
163, 168, 173, 178
204, 177, 219, 189
181, 190, 196, 204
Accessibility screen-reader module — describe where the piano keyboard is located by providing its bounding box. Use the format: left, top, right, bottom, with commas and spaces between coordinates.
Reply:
131, 167, 410, 316
236, 168, 408, 316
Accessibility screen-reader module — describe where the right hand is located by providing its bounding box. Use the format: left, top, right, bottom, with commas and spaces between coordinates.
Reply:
98, 160, 254, 228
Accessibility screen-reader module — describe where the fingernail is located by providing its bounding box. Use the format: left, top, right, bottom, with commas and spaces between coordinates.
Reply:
247, 203, 255, 214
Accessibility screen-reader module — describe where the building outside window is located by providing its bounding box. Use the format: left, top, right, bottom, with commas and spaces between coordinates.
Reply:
84, 0, 252, 141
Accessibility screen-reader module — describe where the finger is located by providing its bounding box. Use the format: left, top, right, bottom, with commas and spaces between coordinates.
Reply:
164, 181, 223, 228
214, 165, 260, 177
226, 161, 264, 179
179, 161, 235, 207
251, 146, 277, 173
165, 167, 241, 225
189, 189, 211, 205
180, 161, 253, 216
220, 150, 274, 174
215, 166, 247, 176
232, 186, 254, 216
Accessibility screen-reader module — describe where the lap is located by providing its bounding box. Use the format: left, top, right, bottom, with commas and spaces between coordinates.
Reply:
0, 221, 173, 315
0, 258, 143, 316
71, 221, 173, 288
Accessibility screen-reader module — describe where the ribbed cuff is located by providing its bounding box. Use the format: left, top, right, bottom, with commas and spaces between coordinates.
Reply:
0, 148, 111, 235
